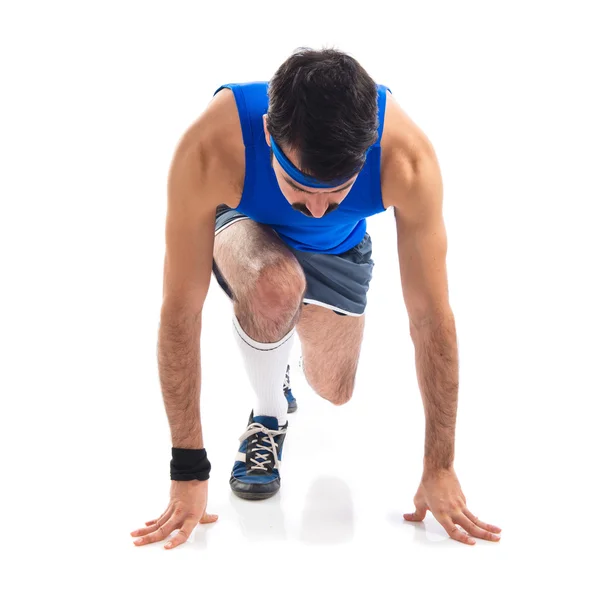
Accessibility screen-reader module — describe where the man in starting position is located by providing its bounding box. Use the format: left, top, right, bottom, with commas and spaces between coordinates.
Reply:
130, 47, 502, 550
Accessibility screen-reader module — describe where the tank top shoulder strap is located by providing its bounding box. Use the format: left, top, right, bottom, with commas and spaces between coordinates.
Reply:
213, 82, 269, 148
373, 84, 392, 147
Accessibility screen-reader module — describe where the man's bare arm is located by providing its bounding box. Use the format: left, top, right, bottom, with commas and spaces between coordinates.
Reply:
391, 143, 458, 473
382, 105, 501, 545
158, 110, 233, 449
130, 93, 240, 550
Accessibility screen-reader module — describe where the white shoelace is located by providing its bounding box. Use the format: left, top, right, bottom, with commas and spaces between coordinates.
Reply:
238, 422, 283, 472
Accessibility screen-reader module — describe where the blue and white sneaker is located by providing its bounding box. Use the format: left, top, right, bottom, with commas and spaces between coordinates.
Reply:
230, 411, 288, 500
283, 364, 297, 413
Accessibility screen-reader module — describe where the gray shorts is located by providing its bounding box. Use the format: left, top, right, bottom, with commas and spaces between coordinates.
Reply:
212, 205, 374, 317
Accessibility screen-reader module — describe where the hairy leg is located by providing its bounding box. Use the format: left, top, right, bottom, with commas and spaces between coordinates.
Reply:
295, 304, 365, 406
213, 219, 306, 341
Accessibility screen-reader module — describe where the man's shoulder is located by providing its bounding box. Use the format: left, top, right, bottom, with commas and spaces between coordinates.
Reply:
200, 87, 245, 163
184, 88, 245, 203
168, 88, 245, 212
380, 91, 438, 210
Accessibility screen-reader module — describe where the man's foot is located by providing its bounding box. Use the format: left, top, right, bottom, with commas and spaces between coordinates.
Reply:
283, 364, 297, 413
230, 411, 288, 500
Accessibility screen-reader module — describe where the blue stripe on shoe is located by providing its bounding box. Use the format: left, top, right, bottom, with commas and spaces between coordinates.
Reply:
251, 415, 279, 430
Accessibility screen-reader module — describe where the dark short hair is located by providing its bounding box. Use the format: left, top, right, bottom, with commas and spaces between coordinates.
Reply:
266, 47, 379, 184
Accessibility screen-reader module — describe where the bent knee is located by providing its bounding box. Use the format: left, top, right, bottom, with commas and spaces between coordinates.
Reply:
328, 391, 353, 406
237, 257, 306, 340
252, 258, 306, 312
312, 383, 354, 406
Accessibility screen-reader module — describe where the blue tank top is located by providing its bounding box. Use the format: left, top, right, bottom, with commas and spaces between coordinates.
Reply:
213, 81, 390, 254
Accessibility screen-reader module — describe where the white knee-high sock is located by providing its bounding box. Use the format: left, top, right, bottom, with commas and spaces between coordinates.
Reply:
232, 313, 294, 426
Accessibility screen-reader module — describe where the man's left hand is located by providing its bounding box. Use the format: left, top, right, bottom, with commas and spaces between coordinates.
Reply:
403, 467, 502, 545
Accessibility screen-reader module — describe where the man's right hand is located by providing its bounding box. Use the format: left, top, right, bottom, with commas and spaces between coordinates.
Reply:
130, 479, 218, 550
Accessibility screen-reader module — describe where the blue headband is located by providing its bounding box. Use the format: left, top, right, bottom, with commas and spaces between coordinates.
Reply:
270, 135, 369, 189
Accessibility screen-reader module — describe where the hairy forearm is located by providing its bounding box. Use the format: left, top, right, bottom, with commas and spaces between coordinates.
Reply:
411, 313, 459, 472
157, 308, 203, 449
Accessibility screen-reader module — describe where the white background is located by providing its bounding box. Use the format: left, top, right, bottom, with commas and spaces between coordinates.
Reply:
1, 1, 598, 598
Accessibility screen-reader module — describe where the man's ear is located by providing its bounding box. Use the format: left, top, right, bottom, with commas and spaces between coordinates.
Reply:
263, 114, 271, 147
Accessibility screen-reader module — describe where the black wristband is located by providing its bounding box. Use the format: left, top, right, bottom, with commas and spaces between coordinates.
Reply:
170, 447, 211, 481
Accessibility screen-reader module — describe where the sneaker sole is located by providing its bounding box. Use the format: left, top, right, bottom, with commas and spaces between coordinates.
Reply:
231, 489, 280, 501
230, 479, 281, 501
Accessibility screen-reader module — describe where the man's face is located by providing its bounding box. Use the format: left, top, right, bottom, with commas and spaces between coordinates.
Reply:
263, 116, 357, 219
